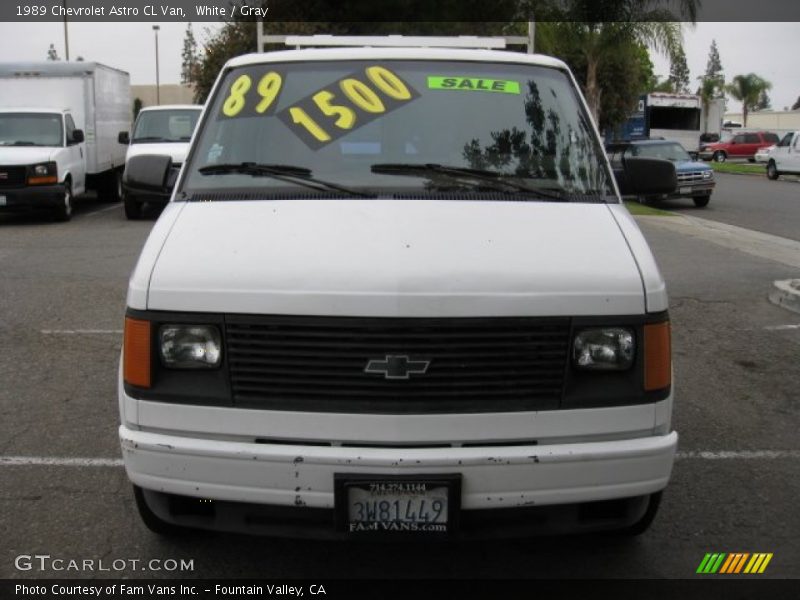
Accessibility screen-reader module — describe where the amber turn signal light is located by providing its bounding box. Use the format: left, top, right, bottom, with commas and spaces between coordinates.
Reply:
643, 321, 671, 391
124, 317, 151, 388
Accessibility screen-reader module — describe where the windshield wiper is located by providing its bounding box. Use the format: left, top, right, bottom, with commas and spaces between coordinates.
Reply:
370, 163, 571, 202
6, 140, 39, 146
132, 136, 167, 143
197, 162, 375, 198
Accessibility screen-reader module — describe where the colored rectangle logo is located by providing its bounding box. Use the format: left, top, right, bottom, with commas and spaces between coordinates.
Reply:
697, 552, 773, 574
427, 76, 520, 94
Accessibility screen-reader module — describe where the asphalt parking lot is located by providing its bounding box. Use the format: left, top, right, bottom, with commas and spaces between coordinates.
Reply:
1, 173, 798, 582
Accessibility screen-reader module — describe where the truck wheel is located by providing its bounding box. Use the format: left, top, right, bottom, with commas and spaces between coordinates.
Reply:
99, 169, 123, 203
693, 195, 710, 208
52, 180, 73, 222
123, 192, 143, 220
767, 161, 780, 180
133, 485, 186, 536
713, 151, 726, 163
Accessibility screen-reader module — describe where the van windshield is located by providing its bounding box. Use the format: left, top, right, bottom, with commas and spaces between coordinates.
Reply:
133, 109, 201, 143
182, 60, 614, 200
0, 112, 63, 147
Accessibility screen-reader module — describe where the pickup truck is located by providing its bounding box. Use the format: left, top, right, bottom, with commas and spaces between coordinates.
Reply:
767, 130, 800, 180
119, 43, 678, 539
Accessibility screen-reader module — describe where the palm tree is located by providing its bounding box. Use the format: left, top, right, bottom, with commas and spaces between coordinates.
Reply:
726, 74, 772, 128
533, 0, 698, 125
697, 75, 718, 134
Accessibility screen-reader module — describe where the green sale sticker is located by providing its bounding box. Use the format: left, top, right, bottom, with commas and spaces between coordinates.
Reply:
427, 76, 521, 94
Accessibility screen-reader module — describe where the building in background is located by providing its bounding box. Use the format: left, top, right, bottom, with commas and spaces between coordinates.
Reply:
131, 84, 195, 109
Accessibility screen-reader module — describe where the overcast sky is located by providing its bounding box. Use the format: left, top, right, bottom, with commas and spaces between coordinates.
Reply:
0, 21, 797, 111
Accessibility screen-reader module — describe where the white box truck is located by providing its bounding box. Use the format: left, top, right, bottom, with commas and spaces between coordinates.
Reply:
0, 61, 130, 221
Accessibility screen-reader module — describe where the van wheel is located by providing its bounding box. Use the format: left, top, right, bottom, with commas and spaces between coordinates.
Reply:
99, 169, 123, 202
133, 485, 185, 536
693, 195, 710, 208
767, 161, 780, 180
712, 151, 726, 163
616, 492, 663, 536
53, 180, 73, 222
124, 192, 143, 220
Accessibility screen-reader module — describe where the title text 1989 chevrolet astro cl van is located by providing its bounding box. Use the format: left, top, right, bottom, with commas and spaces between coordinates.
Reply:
119, 43, 678, 539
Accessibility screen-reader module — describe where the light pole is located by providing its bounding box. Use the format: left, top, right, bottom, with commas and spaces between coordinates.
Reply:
152, 25, 161, 105
63, 0, 70, 60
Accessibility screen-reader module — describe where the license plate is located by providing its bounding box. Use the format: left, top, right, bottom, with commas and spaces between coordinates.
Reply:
679, 187, 691, 195
0, 195, 6, 206
335, 474, 461, 535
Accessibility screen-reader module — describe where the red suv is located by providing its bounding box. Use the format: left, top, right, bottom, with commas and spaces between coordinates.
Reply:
699, 131, 780, 162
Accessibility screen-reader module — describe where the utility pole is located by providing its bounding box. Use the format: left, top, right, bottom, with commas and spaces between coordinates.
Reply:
63, 0, 70, 60
152, 25, 161, 105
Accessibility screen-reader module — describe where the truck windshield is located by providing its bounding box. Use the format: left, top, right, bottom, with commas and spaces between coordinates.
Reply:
630, 143, 691, 162
0, 113, 63, 147
182, 60, 614, 200
132, 109, 201, 143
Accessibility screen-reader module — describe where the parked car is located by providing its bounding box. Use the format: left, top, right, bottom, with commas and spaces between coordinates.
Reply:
699, 131, 779, 162
607, 139, 714, 207
119, 104, 202, 219
754, 144, 775, 164
119, 41, 678, 539
767, 131, 800, 180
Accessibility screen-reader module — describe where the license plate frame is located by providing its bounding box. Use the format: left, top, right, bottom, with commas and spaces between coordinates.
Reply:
334, 473, 461, 536
679, 186, 692, 195
0, 195, 6, 207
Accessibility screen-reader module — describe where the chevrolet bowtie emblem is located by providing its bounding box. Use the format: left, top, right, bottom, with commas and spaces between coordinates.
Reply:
364, 355, 430, 380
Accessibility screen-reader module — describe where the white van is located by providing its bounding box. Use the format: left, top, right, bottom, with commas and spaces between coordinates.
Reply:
119, 104, 202, 219
119, 43, 678, 539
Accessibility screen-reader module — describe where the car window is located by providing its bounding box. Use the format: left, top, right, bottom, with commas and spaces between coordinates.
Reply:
795, 135, 800, 150
733, 135, 745, 144
778, 133, 793, 147
182, 60, 615, 199
628, 143, 690, 162
0, 112, 63, 147
744, 134, 760, 144
764, 133, 779, 143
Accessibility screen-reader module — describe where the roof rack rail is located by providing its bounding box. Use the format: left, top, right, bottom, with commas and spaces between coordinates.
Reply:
257, 30, 536, 54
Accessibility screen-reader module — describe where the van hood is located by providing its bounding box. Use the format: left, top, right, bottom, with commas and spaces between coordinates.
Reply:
0, 146, 58, 165
125, 142, 191, 165
145, 200, 646, 317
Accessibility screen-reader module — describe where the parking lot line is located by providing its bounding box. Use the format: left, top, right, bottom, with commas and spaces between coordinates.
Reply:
40, 329, 123, 335
1, 451, 799, 468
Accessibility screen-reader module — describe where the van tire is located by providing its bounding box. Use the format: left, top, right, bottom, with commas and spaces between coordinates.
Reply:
713, 151, 726, 163
99, 169, 123, 202
52, 180, 73, 222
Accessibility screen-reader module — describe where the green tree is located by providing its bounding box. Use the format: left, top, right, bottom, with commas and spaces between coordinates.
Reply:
531, 0, 698, 126
727, 74, 772, 127
46, 43, 59, 61
792, 96, 800, 111
703, 39, 724, 91
697, 75, 717, 133
668, 45, 690, 93
181, 23, 200, 86
132, 97, 143, 121
755, 90, 771, 111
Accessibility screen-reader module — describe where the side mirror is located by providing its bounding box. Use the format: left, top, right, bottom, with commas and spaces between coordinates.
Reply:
118, 131, 130, 145
614, 157, 677, 196
123, 154, 174, 194
71, 129, 84, 144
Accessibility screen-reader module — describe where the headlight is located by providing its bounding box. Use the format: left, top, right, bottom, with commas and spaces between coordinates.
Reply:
573, 328, 634, 371
159, 325, 222, 369
27, 161, 58, 185
702, 170, 713, 180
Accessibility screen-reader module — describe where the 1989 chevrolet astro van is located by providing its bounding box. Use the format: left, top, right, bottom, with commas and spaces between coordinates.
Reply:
119, 42, 678, 538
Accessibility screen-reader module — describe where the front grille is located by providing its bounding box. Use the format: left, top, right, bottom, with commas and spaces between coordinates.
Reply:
677, 170, 706, 183
225, 315, 571, 413
0, 166, 26, 188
